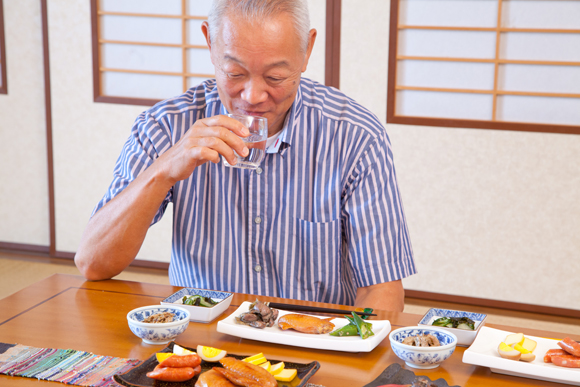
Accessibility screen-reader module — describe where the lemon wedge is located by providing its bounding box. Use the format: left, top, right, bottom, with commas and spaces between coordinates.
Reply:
155, 352, 175, 363
269, 362, 285, 375
259, 361, 271, 372
173, 344, 195, 356
196, 345, 227, 362
242, 353, 267, 365
274, 368, 297, 382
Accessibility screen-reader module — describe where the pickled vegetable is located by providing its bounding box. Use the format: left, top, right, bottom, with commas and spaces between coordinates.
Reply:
182, 295, 218, 307
432, 316, 475, 330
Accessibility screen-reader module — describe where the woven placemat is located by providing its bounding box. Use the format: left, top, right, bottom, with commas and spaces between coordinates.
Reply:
0, 343, 141, 386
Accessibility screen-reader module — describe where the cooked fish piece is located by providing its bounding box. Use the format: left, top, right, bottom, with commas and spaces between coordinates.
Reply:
195, 369, 235, 387
215, 357, 277, 387
278, 313, 335, 334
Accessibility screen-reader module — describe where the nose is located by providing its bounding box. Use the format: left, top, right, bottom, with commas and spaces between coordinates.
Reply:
240, 77, 268, 105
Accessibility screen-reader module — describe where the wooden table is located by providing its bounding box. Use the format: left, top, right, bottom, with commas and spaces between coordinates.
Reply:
0, 274, 577, 386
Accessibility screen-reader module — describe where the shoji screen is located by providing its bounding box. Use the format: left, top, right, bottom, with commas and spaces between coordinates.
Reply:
388, 0, 580, 135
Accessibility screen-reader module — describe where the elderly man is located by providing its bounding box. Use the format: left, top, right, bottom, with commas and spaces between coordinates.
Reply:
75, 0, 416, 312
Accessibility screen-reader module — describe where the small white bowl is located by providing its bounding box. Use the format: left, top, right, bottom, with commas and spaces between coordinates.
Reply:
161, 288, 233, 323
127, 305, 190, 345
389, 326, 457, 369
418, 308, 487, 346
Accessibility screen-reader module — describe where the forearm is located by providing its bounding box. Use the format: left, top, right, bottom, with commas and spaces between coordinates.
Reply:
354, 280, 405, 312
74, 165, 173, 280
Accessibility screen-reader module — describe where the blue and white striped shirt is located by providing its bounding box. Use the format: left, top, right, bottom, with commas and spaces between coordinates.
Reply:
94, 78, 416, 306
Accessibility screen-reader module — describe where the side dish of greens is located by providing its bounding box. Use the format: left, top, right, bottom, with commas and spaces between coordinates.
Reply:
432, 316, 475, 330
181, 295, 219, 307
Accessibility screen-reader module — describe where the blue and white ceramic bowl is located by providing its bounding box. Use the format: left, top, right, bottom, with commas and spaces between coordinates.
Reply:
127, 305, 190, 345
161, 288, 234, 323
389, 326, 457, 369
418, 308, 487, 346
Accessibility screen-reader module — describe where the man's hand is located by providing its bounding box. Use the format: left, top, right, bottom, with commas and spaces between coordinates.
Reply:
355, 280, 405, 312
153, 115, 251, 186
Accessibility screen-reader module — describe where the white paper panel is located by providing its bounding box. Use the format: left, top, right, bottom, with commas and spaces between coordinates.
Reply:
396, 90, 493, 120
400, 0, 498, 27
186, 48, 214, 74
187, 19, 208, 46
397, 60, 495, 90
398, 30, 497, 59
499, 64, 580, 94
102, 72, 182, 100
502, 0, 580, 29
188, 77, 209, 89
101, 15, 181, 44
102, 44, 182, 73
501, 32, 580, 62
101, 0, 181, 15
498, 95, 580, 126
186, 0, 213, 16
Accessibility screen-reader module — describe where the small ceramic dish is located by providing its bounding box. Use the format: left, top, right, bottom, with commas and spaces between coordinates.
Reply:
127, 305, 190, 345
418, 308, 487, 346
389, 326, 457, 369
161, 288, 234, 323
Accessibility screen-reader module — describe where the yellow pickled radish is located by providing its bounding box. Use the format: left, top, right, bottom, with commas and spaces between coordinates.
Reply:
242, 353, 264, 362
269, 361, 285, 375
259, 361, 271, 372
274, 368, 297, 382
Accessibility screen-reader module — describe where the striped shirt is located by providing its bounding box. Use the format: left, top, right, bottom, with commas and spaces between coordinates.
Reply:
94, 78, 416, 306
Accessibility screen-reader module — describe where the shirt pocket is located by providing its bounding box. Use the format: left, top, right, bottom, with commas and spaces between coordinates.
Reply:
288, 217, 344, 302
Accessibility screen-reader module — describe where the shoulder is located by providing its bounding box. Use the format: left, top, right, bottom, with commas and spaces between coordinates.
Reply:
299, 78, 387, 140
145, 79, 220, 121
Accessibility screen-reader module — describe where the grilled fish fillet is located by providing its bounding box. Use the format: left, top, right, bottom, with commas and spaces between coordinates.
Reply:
195, 369, 236, 387
278, 313, 335, 334
214, 357, 277, 387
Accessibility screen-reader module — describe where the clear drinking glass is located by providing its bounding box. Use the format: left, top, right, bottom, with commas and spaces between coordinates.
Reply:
223, 114, 268, 170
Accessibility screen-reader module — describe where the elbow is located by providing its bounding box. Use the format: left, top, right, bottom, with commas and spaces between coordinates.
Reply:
74, 251, 112, 281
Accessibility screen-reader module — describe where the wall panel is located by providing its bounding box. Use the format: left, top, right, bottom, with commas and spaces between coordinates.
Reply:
340, 0, 580, 311
0, 0, 48, 247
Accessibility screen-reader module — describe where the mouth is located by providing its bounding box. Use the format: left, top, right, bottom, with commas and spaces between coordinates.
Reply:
235, 109, 267, 117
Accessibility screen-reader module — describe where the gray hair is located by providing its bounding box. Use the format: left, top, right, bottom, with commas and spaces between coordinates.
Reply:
208, 0, 311, 51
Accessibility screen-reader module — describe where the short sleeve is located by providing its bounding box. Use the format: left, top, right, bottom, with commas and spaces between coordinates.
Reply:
91, 110, 173, 226
341, 131, 416, 288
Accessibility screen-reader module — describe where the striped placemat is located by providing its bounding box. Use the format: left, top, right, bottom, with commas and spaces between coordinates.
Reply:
0, 343, 141, 386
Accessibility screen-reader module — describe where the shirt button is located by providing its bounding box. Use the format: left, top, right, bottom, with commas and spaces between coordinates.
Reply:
254, 265, 262, 272
254, 217, 262, 224
256, 167, 263, 175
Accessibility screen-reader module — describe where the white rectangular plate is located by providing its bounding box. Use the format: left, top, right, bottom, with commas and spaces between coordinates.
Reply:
216, 301, 391, 352
463, 326, 580, 386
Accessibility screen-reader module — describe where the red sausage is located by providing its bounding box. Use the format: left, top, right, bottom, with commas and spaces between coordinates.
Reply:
544, 349, 568, 363
159, 353, 202, 368
551, 354, 580, 368
146, 365, 196, 382
558, 337, 580, 357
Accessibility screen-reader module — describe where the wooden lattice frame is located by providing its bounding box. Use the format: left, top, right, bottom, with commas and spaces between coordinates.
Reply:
92, 0, 213, 106
387, 0, 580, 135
0, 0, 7, 94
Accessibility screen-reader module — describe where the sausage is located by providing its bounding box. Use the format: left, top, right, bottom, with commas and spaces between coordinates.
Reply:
195, 369, 236, 387
544, 349, 568, 363
159, 353, 202, 368
551, 354, 580, 368
146, 365, 196, 382
558, 337, 580, 357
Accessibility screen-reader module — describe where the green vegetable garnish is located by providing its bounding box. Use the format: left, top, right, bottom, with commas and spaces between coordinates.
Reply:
432, 316, 475, 330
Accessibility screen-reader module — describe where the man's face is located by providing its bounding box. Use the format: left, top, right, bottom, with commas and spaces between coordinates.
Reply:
203, 13, 316, 135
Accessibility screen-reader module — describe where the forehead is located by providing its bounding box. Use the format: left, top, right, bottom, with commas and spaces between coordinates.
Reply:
213, 12, 304, 61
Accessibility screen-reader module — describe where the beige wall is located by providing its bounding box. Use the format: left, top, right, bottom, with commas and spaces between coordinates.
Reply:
0, 0, 48, 246
341, 0, 580, 310
1, 1, 578, 311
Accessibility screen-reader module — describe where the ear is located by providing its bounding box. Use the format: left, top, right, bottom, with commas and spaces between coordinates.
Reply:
201, 21, 213, 61
301, 28, 317, 72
